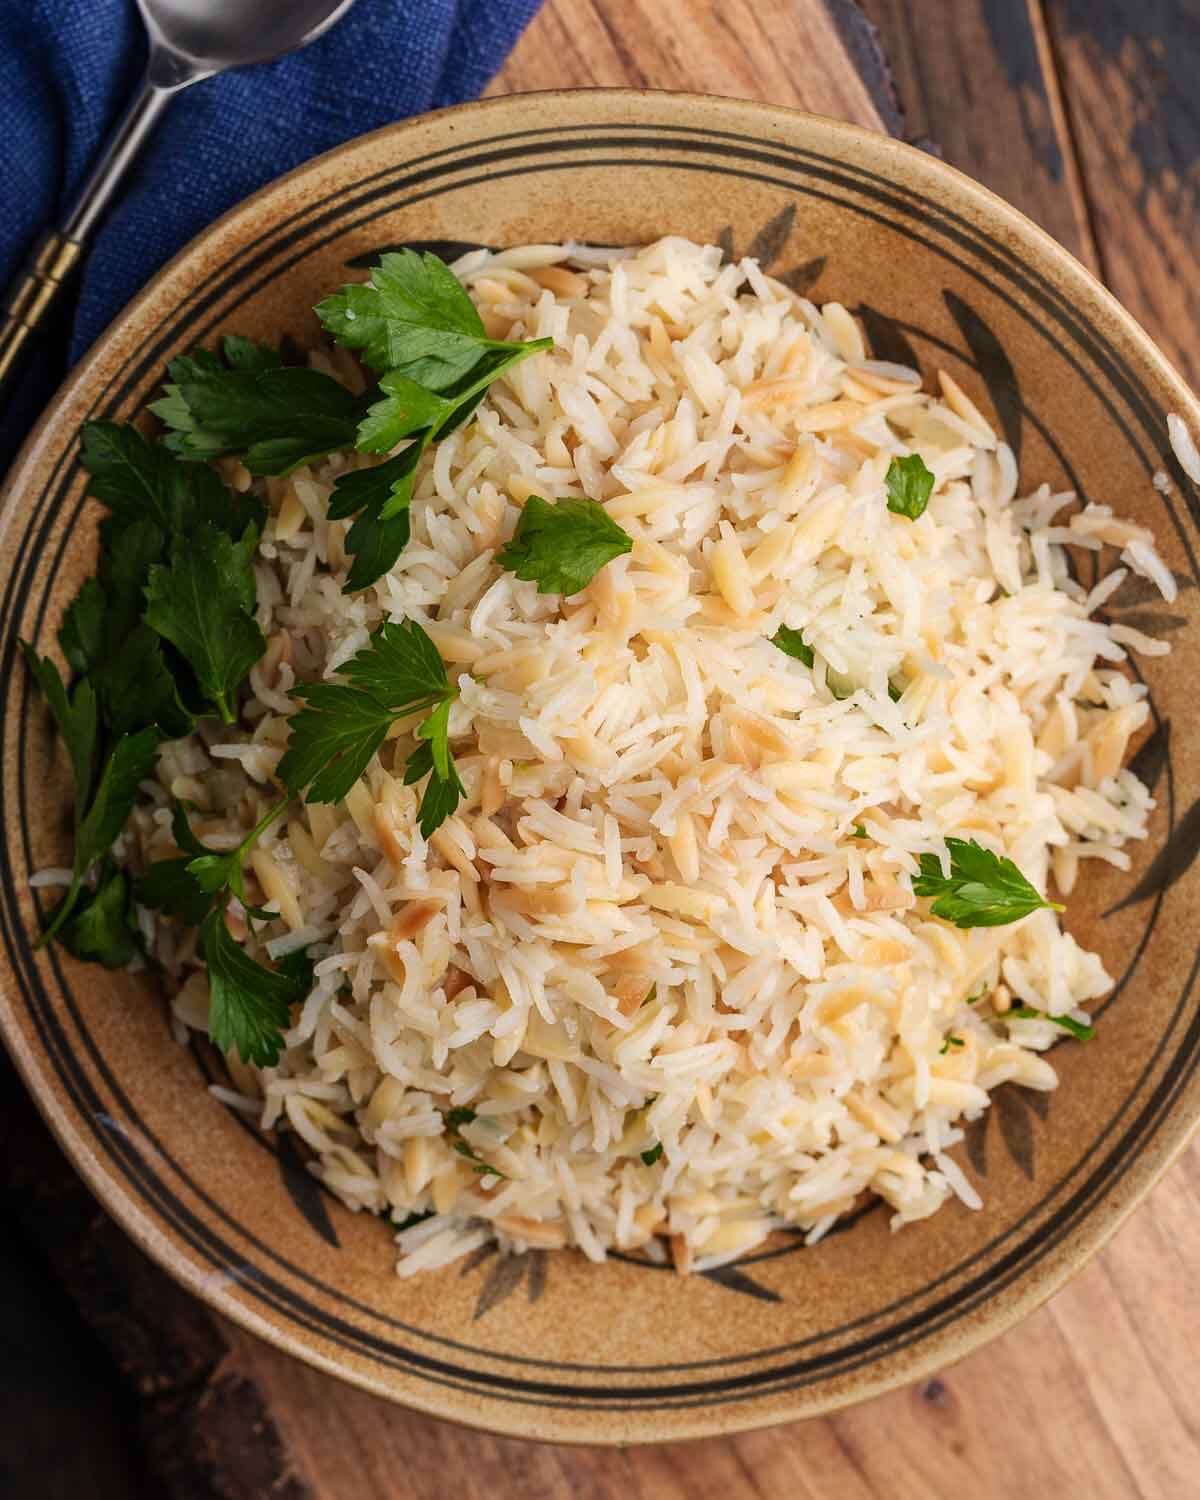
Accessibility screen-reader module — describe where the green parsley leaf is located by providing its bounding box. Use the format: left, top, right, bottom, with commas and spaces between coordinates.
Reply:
339, 618, 451, 708
416, 695, 454, 780
316, 251, 552, 409
262, 253, 552, 590
278, 684, 397, 804
496, 495, 632, 595
356, 342, 552, 453
90, 622, 195, 739
143, 523, 266, 723
58, 862, 139, 969
81, 421, 265, 540
170, 799, 207, 856
134, 855, 214, 925
279, 621, 463, 833
43, 726, 161, 944
99, 518, 167, 635
771, 624, 815, 668
1007, 1005, 1095, 1042
135, 798, 290, 930
58, 578, 106, 677
74, 728, 162, 878
275, 945, 317, 998
938, 1034, 965, 1055
184, 797, 289, 909
885, 453, 935, 520
965, 984, 988, 1005
327, 440, 427, 593
415, 756, 466, 841
220, 335, 283, 372
315, 250, 487, 375
446, 1106, 477, 1128
912, 838, 1064, 928
202, 907, 304, 1066
20, 645, 98, 813
852, 824, 868, 839
641, 1142, 664, 1166
356, 373, 452, 452
401, 710, 466, 836
153, 362, 362, 475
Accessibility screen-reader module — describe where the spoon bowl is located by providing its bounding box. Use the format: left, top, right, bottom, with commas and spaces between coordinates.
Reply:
139, 0, 358, 81
0, 0, 358, 396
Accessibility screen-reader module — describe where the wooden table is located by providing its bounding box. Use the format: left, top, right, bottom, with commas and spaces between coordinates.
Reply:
3, 3, 1198, 1496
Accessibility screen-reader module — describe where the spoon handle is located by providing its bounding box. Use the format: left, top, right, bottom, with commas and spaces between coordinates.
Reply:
0, 69, 177, 404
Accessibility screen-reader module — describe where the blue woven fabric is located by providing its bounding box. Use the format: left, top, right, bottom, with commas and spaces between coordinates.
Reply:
0, 0, 540, 470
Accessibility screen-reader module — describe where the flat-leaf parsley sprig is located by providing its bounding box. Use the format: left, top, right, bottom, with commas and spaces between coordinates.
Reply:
135, 797, 317, 1066
912, 837, 1063, 928
495, 495, 633, 595
1007, 1004, 1095, 1043
277, 618, 464, 837
20, 420, 268, 957
157, 251, 556, 592
885, 453, 935, 520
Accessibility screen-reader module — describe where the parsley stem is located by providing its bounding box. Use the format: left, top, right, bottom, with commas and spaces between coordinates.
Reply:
35, 871, 85, 947
238, 795, 290, 858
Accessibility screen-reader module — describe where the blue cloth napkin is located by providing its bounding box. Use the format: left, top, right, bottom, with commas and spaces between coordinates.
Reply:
0, 0, 541, 472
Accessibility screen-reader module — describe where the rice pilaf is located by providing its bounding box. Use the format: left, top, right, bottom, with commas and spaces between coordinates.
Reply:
124, 238, 1172, 1277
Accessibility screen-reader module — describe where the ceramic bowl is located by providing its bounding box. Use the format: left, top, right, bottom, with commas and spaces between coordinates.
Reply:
2, 91, 1198, 1444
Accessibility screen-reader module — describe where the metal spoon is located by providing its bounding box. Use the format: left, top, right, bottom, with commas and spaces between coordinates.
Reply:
0, 0, 357, 397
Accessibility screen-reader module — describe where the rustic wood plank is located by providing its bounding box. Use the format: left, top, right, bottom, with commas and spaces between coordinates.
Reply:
1042, 0, 1200, 387
855, 0, 1099, 269
215, 1143, 1200, 1500
12, 1129, 1198, 1500
488, 0, 892, 131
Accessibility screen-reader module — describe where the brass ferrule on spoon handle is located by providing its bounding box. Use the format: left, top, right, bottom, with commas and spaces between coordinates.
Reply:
0, 231, 85, 389
0, 66, 177, 407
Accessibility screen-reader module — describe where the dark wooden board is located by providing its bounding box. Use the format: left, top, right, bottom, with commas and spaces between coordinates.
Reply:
856, 0, 1098, 267
4, 3, 1200, 1496
1042, 0, 1200, 387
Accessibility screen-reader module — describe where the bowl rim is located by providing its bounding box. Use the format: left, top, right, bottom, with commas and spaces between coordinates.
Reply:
2, 87, 1199, 1445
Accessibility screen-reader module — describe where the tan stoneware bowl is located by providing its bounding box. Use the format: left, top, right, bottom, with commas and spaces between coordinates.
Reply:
2, 91, 1198, 1444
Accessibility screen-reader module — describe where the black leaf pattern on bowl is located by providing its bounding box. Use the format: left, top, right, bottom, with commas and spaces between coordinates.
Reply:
963, 1114, 989, 1178
462, 1244, 549, 1320
1110, 610, 1189, 635
943, 290, 1022, 459
1105, 797, 1200, 915
1023, 1089, 1050, 1122
994, 1087, 1036, 1181
345, 240, 492, 268
275, 1130, 340, 1248
702, 1264, 783, 1303
1105, 571, 1195, 609
857, 304, 922, 372
1128, 718, 1171, 797
777, 257, 828, 295
962, 1083, 1048, 1183
717, 211, 823, 295
746, 205, 796, 270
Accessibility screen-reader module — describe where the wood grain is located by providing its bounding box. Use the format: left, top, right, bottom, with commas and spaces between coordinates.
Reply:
487, 0, 893, 132
1042, 0, 1200, 387
5, 3, 1200, 1497
855, 0, 1098, 269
